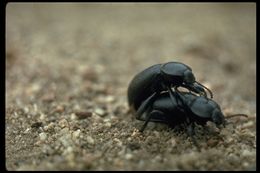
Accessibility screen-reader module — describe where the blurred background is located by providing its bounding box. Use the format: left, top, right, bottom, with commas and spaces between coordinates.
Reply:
6, 3, 256, 101
6, 3, 256, 170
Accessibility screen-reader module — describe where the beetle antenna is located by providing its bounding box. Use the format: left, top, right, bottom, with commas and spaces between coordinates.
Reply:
225, 114, 248, 119
195, 81, 213, 98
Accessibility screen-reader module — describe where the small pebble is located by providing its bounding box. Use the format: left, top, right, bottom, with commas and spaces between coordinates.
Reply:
58, 119, 69, 128
26, 84, 40, 95
220, 128, 232, 137
86, 136, 95, 144
41, 93, 55, 102
34, 140, 43, 146
60, 134, 72, 147
84, 153, 97, 168
169, 138, 177, 147
145, 136, 154, 144
23, 128, 30, 134
72, 129, 81, 139
92, 114, 103, 123
94, 108, 106, 116
131, 129, 140, 137
104, 122, 111, 128
127, 142, 140, 151
39, 113, 46, 120
54, 105, 64, 113
70, 113, 77, 120
242, 150, 254, 157
243, 161, 249, 167
240, 121, 254, 129
39, 132, 47, 141
113, 138, 122, 147
103, 118, 110, 122
33, 104, 38, 112
13, 112, 18, 118
104, 95, 115, 103
23, 107, 29, 113
75, 111, 92, 119
54, 126, 61, 132
43, 122, 55, 132
82, 66, 97, 81
125, 153, 133, 160
153, 130, 160, 138
60, 127, 70, 134
31, 122, 43, 129
226, 137, 235, 144
207, 139, 219, 147
64, 146, 74, 155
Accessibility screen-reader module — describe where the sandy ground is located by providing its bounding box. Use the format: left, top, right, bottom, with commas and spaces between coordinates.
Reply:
6, 3, 256, 171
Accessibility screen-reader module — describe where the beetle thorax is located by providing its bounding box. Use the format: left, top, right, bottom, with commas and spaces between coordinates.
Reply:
160, 62, 193, 86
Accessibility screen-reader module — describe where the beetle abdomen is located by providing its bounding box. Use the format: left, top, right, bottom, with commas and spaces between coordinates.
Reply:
127, 64, 162, 110
150, 92, 187, 125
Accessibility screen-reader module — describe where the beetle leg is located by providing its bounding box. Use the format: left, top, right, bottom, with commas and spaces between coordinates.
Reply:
135, 92, 159, 121
139, 110, 164, 132
172, 86, 187, 108
167, 86, 182, 107
195, 81, 213, 99
174, 86, 183, 105
225, 114, 248, 119
186, 121, 201, 152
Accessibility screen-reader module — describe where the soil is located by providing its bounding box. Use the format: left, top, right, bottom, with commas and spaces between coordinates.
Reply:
6, 3, 256, 171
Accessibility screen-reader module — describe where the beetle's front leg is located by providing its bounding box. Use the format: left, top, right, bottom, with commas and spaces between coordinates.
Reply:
195, 81, 213, 99
171, 86, 186, 108
161, 82, 182, 108
164, 84, 180, 108
174, 86, 182, 104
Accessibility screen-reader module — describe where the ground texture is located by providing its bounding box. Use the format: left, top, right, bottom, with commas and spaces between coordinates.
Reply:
6, 3, 256, 171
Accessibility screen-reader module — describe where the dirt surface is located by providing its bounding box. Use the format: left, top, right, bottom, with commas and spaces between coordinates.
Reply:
6, 3, 256, 171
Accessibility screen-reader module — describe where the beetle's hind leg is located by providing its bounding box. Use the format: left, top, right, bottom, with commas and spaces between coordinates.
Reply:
135, 92, 159, 121
139, 110, 164, 132
186, 122, 201, 152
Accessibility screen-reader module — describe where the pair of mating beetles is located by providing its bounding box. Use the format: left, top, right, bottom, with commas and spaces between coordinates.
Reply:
127, 62, 245, 147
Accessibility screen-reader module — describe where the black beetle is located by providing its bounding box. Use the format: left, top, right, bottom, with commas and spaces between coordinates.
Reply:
137, 91, 225, 133
136, 91, 247, 150
127, 62, 213, 120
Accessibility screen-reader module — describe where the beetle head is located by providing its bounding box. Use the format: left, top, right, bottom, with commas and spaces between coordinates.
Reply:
189, 96, 224, 125
183, 70, 195, 84
212, 108, 225, 125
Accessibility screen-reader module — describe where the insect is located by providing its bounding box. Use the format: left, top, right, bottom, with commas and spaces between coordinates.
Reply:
127, 62, 213, 121
136, 91, 247, 150
137, 91, 225, 133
